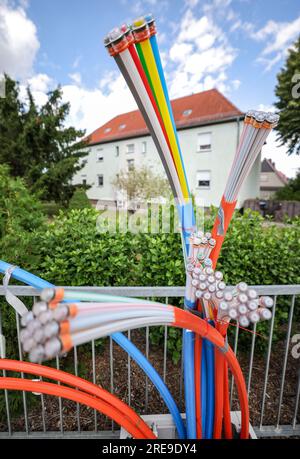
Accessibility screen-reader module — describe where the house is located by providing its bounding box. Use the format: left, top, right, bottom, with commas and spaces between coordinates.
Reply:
260, 158, 289, 199
73, 89, 262, 208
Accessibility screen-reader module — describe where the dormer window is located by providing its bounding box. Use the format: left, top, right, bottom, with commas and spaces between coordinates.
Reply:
183, 109, 192, 116
104, 127, 111, 134
119, 124, 126, 130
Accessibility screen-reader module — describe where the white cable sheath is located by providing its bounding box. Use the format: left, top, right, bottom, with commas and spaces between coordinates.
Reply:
119, 48, 184, 204
69, 309, 171, 333
71, 315, 174, 346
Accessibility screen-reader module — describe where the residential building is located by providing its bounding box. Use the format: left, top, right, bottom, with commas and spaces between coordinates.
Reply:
260, 158, 289, 199
73, 89, 262, 208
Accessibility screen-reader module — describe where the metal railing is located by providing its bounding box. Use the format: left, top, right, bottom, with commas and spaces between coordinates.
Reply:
0, 285, 299, 438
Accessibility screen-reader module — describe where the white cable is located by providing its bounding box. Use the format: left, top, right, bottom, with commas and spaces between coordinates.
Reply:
69, 309, 171, 333
71, 315, 174, 346
119, 48, 184, 204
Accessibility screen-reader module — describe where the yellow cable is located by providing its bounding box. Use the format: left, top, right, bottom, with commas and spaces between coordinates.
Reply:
139, 39, 189, 200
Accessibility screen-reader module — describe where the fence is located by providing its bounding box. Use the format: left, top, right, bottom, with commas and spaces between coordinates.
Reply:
0, 285, 299, 438
244, 199, 300, 221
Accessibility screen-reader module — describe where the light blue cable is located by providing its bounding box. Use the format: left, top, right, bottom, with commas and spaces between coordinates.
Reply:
183, 329, 196, 439
0, 260, 186, 439
204, 336, 215, 439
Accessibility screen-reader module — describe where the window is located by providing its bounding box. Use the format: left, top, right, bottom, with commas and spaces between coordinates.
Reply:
183, 109, 192, 116
126, 144, 135, 154
197, 171, 211, 188
104, 127, 111, 134
115, 146, 119, 157
127, 159, 134, 171
96, 148, 104, 162
142, 141, 147, 154
82, 179, 87, 186
261, 174, 268, 182
98, 175, 104, 187
197, 132, 212, 152
119, 124, 126, 130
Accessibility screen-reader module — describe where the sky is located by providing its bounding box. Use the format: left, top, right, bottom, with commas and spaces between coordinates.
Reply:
0, 0, 299, 178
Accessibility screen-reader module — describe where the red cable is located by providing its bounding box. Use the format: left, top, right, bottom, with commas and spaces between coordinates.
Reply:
223, 360, 233, 439
0, 359, 155, 439
213, 346, 224, 438
0, 377, 155, 439
194, 334, 202, 438
128, 45, 179, 175
173, 308, 249, 439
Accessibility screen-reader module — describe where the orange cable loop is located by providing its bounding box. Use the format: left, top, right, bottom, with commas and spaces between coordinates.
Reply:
0, 359, 155, 439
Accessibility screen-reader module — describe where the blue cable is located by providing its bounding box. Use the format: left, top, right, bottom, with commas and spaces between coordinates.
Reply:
205, 336, 215, 439
150, 33, 199, 439
201, 339, 207, 438
0, 260, 186, 439
150, 33, 190, 196
183, 330, 196, 438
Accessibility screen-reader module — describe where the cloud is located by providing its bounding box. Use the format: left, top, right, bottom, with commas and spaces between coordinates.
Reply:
69, 72, 82, 85
19, 73, 54, 107
167, 9, 238, 98
60, 74, 137, 134
248, 15, 300, 71
0, 0, 40, 78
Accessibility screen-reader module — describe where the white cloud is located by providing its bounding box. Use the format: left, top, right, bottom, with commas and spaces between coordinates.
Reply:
184, 0, 199, 9
249, 16, 300, 70
169, 43, 193, 62
0, 0, 40, 78
60, 74, 137, 134
69, 72, 82, 85
19, 73, 54, 107
28, 73, 53, 93
167, 9, 238, 98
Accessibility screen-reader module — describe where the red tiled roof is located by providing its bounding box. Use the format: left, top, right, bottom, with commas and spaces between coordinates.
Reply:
87, 88, 243, 145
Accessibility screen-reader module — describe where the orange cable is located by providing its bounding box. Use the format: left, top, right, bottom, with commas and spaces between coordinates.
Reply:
173, 308, 249, 439
0, 359, 155, 439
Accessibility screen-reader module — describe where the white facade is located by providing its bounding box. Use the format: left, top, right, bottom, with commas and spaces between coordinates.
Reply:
73, 120, 261, 208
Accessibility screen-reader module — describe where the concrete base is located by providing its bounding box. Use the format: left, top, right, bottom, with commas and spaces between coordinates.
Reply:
120, 411, 257, 439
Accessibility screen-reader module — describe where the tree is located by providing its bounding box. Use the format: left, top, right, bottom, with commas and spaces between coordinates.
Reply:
68, 187, 91, 210
0, 75, 88, 206
275, 36, 300, 155
275, 170, 300, 201
111, 166, 171, 203
0, 164, 45, 238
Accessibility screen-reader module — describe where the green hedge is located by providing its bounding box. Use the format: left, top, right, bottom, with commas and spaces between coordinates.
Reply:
0, 206, 299, 417
2, 206, 299, 356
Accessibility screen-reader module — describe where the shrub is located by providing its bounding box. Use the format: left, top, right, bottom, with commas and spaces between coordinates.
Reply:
1, 207, 299, 364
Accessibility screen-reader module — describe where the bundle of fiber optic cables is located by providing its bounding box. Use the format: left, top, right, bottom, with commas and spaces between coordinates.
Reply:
103, 14, 194, 257
2, 14, 280, 439
102, 15, 279, 438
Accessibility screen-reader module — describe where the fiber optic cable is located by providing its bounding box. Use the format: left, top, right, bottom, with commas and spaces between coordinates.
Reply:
145, 14, 190, 197
206, 110, 279, 438
0, 262, 186, 439
0, 377, 155, 439
0, 359, 155, 439
23, 292, 250, 439
131, 18, 189, 199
